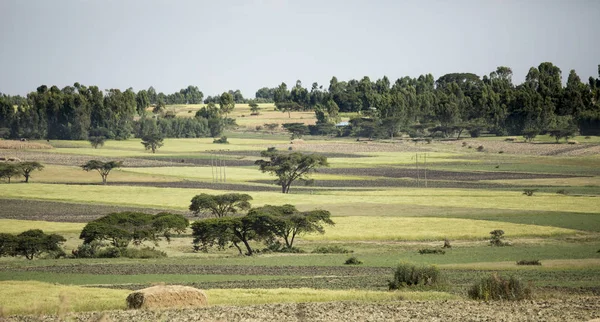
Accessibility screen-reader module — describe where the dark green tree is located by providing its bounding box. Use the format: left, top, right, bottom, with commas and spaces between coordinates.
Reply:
282, 122, 309, 139
4, 229, 66, 260
88, 127, 111, 148
189, 193, 253, 217
81, 160, 123, 184
141, 132, 164, 153
17, 161, 44, 183
219, 92, 235, 117
255, 147, 328, 193
0, 163, 20, 183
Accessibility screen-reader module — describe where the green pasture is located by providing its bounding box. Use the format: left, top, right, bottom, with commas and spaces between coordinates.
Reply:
476, 134, 600, 143
2, 184, 600, 214
0, 219, 84, 235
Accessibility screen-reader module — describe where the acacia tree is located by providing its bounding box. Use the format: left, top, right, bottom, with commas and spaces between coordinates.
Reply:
190, 215, 263, 256
81, 160, 123, 184
249, 204, 333, 248
80, 212, 189, 249
18, 161, 44, 183
189, 193, 253, 217
141, 133, 164, 153
0, 229, 66, 260
0, 163, 20, 183
282, 123, 309, 139
255, 147, 328, 193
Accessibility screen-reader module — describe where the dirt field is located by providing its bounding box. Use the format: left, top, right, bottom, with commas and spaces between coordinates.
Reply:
444, 139, 600, 156
8, 297, 600, 322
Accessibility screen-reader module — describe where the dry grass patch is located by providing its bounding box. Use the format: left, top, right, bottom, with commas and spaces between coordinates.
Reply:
126, 285, 208, 309
0, 140, 52, 150
0, 219, 84, 235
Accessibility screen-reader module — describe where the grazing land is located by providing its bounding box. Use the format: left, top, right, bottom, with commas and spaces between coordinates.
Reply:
1, 110, 599, 321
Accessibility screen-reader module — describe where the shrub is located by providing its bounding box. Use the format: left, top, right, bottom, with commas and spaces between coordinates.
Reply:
442, 238, 452, 248
312, 245, 353, 254
213, 136, 229, 144
489, 230, 510, 247
556, 189, 569, 195
122, 247, 167, 259
388, 263, 441, 289
344, 256, 362, 265
498, 150, 504, 154
418, 248, 445, 255
96, 247, 122, 258
461, 141, 467, 147
468, 273, 532, 301
264, 240, 305, 253
71, 242, 101, 258
523, 189, 536, 196
476, 145, 484, 152
516, 259, 541, 266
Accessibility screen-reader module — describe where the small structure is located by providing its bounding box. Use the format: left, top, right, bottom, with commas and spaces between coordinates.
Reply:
126, 285, 208, 309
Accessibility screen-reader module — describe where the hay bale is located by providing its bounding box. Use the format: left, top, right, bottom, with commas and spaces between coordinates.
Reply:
126, 285, 208, 310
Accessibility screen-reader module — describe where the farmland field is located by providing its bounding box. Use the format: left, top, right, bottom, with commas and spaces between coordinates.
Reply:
1, 107, 600, 321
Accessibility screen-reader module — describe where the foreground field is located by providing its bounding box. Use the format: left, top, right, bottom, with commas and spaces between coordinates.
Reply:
1, 129, 599, 321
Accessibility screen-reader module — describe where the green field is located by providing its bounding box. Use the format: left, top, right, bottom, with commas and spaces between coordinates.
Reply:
1, 109, 599, 317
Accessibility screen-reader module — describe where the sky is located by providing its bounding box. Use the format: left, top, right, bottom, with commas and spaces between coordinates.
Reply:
0, 0, 599, 97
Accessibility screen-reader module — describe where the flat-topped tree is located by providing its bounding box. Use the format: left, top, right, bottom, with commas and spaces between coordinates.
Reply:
0, 163, 20, 183
255, 147, 328, 193
81, 160, 123, 184
189, 193, 253, 217
18, 161, 44, 183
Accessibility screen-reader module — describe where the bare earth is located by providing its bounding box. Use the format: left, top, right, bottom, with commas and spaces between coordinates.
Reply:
8, 297, 600, 322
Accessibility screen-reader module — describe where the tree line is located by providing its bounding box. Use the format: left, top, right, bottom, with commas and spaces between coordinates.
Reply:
260, 63, 600, 137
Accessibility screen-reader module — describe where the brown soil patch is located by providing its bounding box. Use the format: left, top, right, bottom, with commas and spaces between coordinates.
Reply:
10, 297, 600, 321
444, 140, 600, 156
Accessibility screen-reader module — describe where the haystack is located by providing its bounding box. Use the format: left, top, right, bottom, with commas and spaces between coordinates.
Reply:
126, 285, 208, 309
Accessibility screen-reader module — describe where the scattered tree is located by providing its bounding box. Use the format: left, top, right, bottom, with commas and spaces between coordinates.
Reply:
248, 205, 333, 248
282, 123, 309, 139
219, 92, 235, 117
17, 161, 44, 183
249, 101, 260, 115
80, 212, 189, 249
276, 102, 302, 118
0, 229, 65, 260
255, 148, 328, 193
88, 127, 110, 148
191, 215, 263, 256
0, 163, 21, 183
189, 193, 253, 217
141, 133, 164, 153
263, 123, 279, 134
81, 160, 123, 184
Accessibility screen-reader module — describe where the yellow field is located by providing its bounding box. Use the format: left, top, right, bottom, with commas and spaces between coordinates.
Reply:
1, 184, 599, 214
302, 216, 578, 241
0, 281, 457, 315
0, 219, 84, 235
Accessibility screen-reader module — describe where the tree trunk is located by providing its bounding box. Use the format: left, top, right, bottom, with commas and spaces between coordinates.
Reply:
102, 175, 107, 184
24, 175, 29, 183
232, 241, 243, 255
241, 239, 253, 256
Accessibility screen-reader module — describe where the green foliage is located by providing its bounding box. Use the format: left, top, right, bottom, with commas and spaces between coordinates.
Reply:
219, 92, 235, 116
0, 163, 21, 183
516, 259, 541, 266
88, 127, 110, 148
17, 161, 44, 183
344, 256, 362, 265
312, 245, 353, 254
263, 123, 279, 133
0, 229, 65, 260
213, 136, 229, 144
468, 274, 532, 301
191, 215, 263, 256
489, 229, 510, 247
79, 212, 188, 249
189, 193, 253, 217
141, 132, 164, 153
255, 147, 328, 193
247, 204, 334, 248
418, 248, 446, 255
388, 263, 442, 289
121, 247, 167, 259
81, 160, 123, 184
282, 123, 309, 139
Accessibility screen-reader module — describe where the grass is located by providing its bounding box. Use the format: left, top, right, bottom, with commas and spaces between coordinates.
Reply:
441, 212, 600, 232
303, 216, 578, 241
0, 219, 84, 234
0, 272, 295, 285
0, 281, 129, 315
2, 184, 600, 214
0, 280, 457, 315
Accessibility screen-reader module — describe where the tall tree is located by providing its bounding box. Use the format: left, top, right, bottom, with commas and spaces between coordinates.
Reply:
219, 92, 235, 117
81, 160, 123, 184
189, 193, 253, 217
17, 162, 44, 183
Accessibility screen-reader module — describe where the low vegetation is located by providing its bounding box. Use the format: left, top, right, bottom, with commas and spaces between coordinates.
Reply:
468, 273, 532, 301
388, 263, 442, 289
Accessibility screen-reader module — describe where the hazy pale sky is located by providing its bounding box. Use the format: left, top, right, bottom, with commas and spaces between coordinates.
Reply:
1, 0, 598, 97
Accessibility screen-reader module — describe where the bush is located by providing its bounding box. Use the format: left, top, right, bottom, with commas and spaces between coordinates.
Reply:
213, 136, 229, 144
344, 256, 362, 265
556, 189, 569, 195
388, 263, 441, 289
122, 247, 167, 259
516, 259, 541, 266
523, 189, 536, 196
96, 247, 122, 258
71, 242, 101, 258
476, 145, 484, 152
418, 248, 445, 255
312, 245, 353, 254
489, 230, 510, 247
264, 241, 304, 254
468, 273, 532, 301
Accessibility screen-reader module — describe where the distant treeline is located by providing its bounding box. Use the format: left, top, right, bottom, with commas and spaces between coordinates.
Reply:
1, 62, 599, 140
257, 63, 600, 137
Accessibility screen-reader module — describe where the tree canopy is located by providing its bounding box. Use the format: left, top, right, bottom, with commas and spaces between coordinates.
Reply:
0, 229, 65, 260
81, 160, 123, 184
17, 161, 44, 183
189, 193, 253, 217
255, 148, 328, 193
